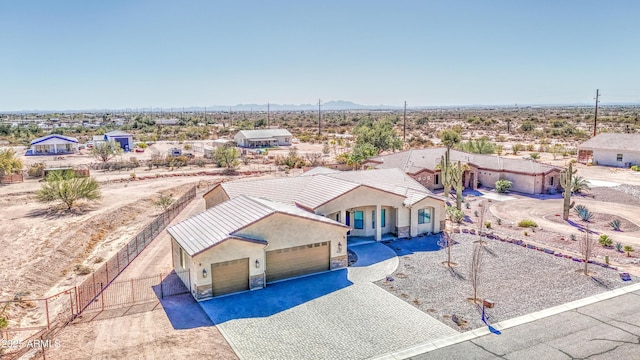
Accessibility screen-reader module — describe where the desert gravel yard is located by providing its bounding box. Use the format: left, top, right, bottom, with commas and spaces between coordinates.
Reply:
376, 234, 637, 332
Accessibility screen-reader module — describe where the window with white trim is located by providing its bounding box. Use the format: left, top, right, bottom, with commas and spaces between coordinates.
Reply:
418, 208, 431, 224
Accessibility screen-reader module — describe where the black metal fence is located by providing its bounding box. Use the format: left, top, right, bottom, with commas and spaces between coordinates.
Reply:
76, 185, 196, 313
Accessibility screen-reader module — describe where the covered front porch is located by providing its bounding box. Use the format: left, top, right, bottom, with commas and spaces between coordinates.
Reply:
246, 138, 278, 148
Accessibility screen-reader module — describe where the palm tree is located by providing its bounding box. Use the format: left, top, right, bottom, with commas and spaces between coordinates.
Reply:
571, 176, 591, 194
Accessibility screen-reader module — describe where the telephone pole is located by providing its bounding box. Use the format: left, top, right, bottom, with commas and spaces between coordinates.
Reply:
318, 99, 321, 135
593, 89, 600, 137
403, 101, 407, 142
267, 102, 270, 128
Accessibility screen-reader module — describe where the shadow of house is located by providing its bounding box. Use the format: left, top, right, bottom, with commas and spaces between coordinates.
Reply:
158, 293, 214, 330
198, 269, 352, 325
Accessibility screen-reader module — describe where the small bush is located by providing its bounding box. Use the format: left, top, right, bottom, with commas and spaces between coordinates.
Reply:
574, 204, 594, 222
518, 219, 537, 228
570, 233, 577, 241
484, 221, 491, 229
615, 242, 623, 252
73, 264, 92, 275
609, 219, 621, 231
524, 231, 529, 236
474, 210, 479, 217
447, 206, 465, 224
631, 165, 640, 171
529, 152, 540, 160
496, 218, 502, 226
183, 144, 192, 151
465, 202, 471, 209
495, 179, 513, 193
623, 245, 634, 257
599, 234, 613, 247
28, 163, 45, 178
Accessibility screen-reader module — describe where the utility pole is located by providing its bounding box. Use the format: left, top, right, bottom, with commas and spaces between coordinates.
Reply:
593, 89, 600, 137
403, 100, 407, 142
267, 102, 270, 128
318, 99, 321, 135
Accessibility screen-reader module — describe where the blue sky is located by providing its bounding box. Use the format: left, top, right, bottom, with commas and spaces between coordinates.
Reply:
1, 1, 639, 111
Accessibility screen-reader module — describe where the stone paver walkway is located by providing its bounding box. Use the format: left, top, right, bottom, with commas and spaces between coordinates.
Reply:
348, 241, 399, 283
200, 243, 456, 360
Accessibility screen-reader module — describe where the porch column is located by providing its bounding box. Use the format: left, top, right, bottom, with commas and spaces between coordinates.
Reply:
375, 204, 382, 241
340, 209, 346, 225
53, 144, 57, 154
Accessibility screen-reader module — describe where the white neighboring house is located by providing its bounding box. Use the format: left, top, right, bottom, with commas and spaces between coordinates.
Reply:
234, 129, 292, 148
578, 133, 640, 167
104, 130, 134, 151
29, 135, 79, 155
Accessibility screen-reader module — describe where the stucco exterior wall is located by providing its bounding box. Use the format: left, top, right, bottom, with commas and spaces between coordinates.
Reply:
315, 186, 410, 228
238, 213, 347, 259
171, 238, 194, 292
409, 197, 445, 236
203, 186, 231, 209
592, 149, 640, 167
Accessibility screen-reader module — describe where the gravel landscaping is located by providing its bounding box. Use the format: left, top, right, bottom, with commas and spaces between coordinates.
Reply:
375, 233, 637, 332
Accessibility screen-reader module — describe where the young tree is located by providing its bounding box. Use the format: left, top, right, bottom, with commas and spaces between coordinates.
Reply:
0, 148, 23, 176
438, 230, 456, 268
470, 243, 483, 304
214, 146, 240, 169
571, 176, 591, 194
36, 170, 101, 210
578, 227, 597, 275
439, 129, 462, 149
624, 245, 634, 257
92, 140, 124, 163
476, 200, 488, 241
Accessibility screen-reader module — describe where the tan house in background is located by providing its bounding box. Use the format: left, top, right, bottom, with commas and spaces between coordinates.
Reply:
169, 168, 446, 300
364, 148, 562, 195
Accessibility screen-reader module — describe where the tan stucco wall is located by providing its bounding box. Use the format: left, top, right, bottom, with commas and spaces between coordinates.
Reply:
315, 186, 411, 228
409, 197, 445, 236
171, 238, 194, 291
238, 213, 347, 258
330, 205, 396, 237
203, 186, 230, 209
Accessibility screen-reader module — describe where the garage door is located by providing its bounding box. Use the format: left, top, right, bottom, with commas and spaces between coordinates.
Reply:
266, 242, 330, 283
211, 258, 249, 297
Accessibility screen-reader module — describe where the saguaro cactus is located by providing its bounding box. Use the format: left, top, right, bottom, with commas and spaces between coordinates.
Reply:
438, 148, 452, 199
560, 161, 576, 220
450, 160, 470, 210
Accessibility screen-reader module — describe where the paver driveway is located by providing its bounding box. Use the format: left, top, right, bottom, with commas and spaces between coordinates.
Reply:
199, 243, 457, 360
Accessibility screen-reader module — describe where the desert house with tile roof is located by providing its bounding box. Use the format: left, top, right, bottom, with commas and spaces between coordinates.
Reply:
29, 134, 79, 155
233, 129, 292, 147
578, 133, 640, 167
363, 148, 562, 195
169, 168, 446, 300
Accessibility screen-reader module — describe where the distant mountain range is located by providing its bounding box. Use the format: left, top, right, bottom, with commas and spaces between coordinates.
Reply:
4, 100, 640, 114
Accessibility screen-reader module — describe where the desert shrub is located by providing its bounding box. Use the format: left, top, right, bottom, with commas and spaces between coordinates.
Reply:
609, 219, 621, 231
623, 245, 634, 257
153, 193, 175, 211
74, 264, 92, 275
511, 143, 524, 155
28, 162, 45, 177
615, 242, 623, 252
495, 179, 512, 193
518, 219, 537, 228
530, 152, 540, 160
574, 204, 594, 221
526, 144, 535, 151
599, 234, 613, 247
570, 233, 577, 241
474, 210, 478, 217
447, 206, 465, 224
137, 142, 148, 149
484, 221, 491, 229
631, 165, 640, 171
520, 123, 535, 132
496, 218, 502, 225
183, 144, 192, 150
465, 202, 471, 209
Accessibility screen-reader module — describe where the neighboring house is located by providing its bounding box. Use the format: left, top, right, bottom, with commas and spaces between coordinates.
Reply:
364, 148, 561, 195
171, 167, 446, 300
104, 130, 134, 151
578, 133, 640, 167
29, 134, 79, 155
234, 129, 292, 148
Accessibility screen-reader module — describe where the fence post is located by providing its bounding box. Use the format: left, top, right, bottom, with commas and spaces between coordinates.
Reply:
69, 291, 74, 318
131, 279, 135, 303
117, 252, 120, 274
160, 274, 164, 299
101, 283, 105, 311
45, 298, 50, 330
105, 262, 109, 284
75, 286, 79, 315
92, 273, 96, 293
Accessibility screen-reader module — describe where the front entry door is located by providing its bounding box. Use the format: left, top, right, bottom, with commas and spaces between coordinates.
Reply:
345, 211, 350, 226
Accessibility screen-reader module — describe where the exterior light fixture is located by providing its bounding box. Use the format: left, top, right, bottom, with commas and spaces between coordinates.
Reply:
202, 268, 207, 278
255, 259, 260, 268
338, 242, 343, 253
